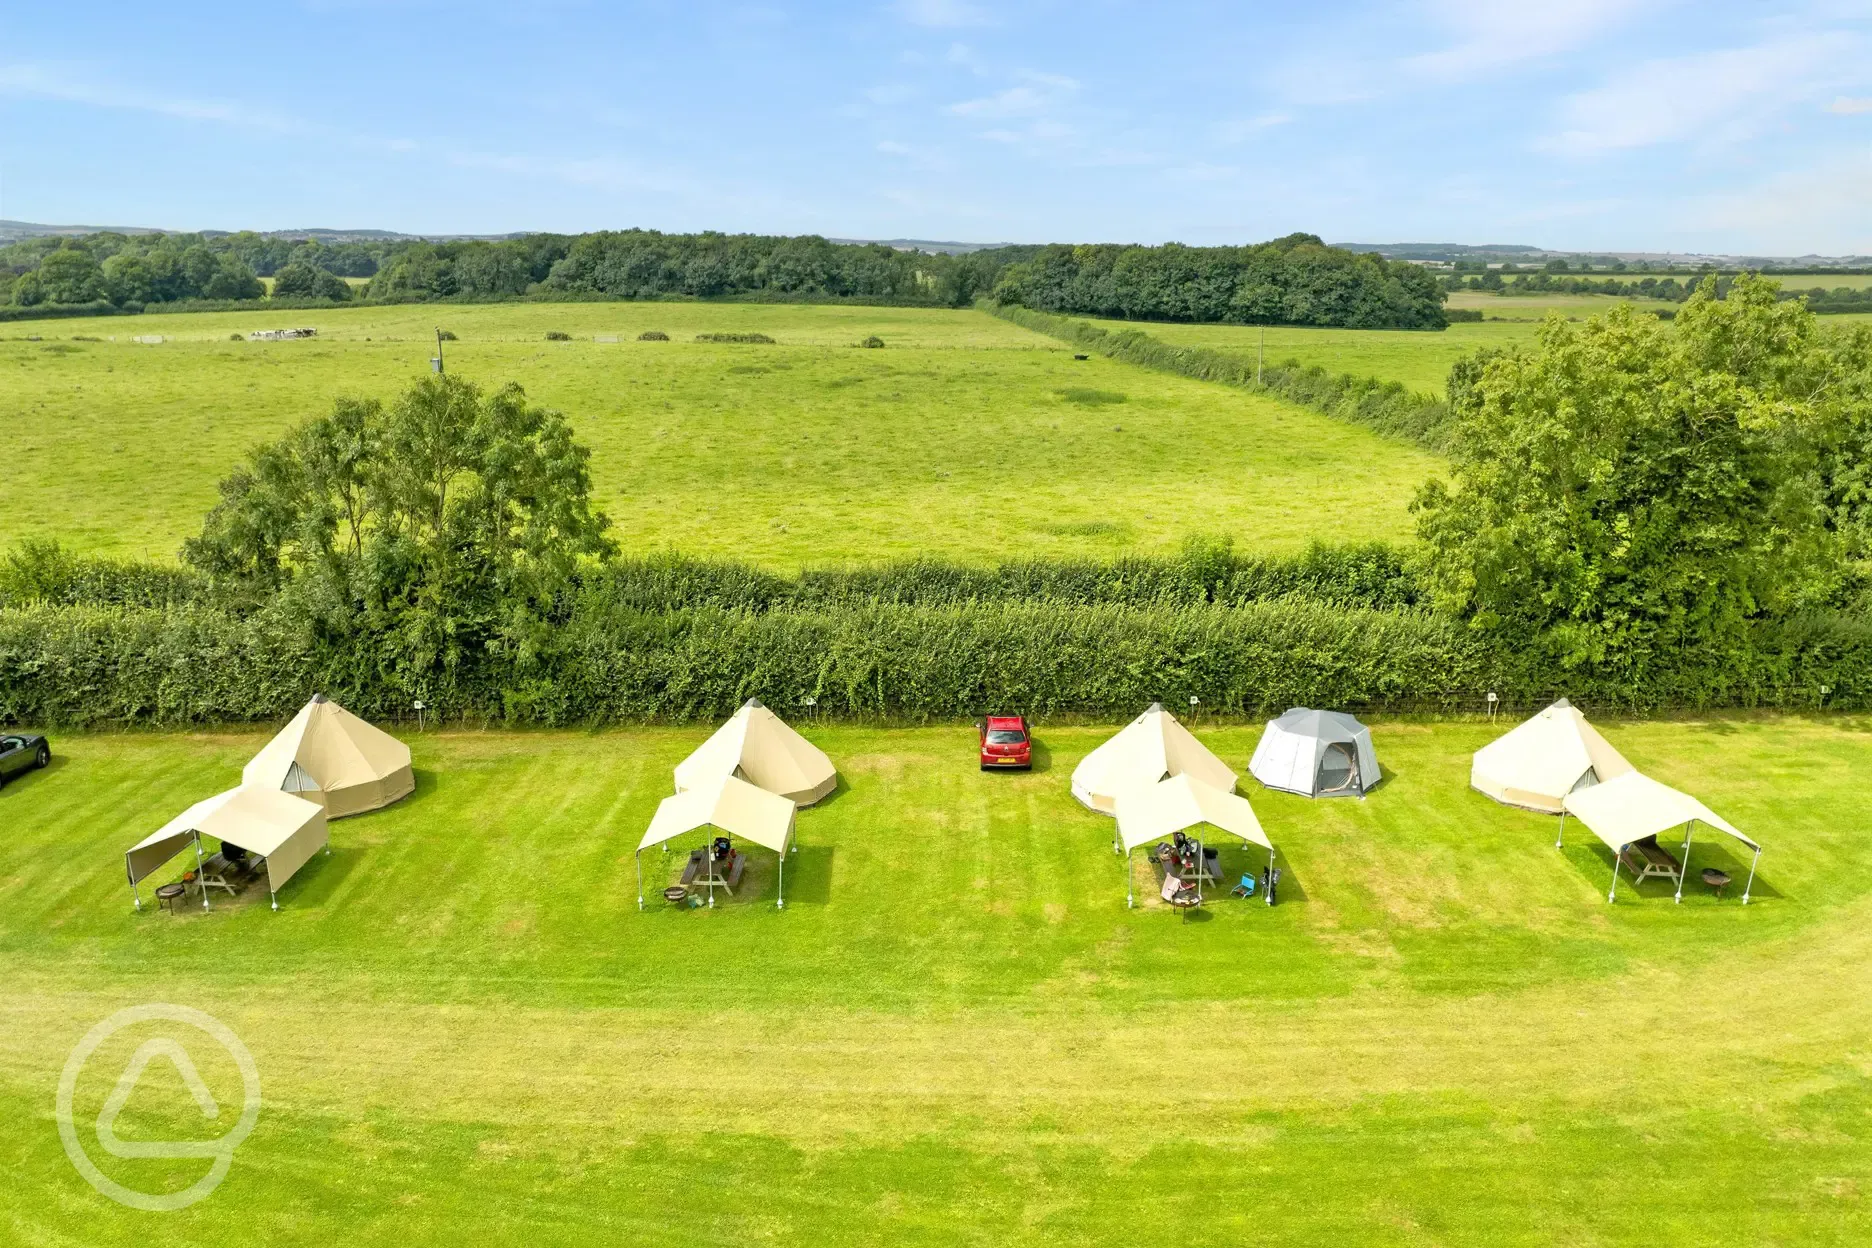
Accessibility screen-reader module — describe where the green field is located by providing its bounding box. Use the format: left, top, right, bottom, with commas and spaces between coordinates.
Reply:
1089, 318, 1539, 395
2, 715, 1867, 1244
0, 303, 1439, 566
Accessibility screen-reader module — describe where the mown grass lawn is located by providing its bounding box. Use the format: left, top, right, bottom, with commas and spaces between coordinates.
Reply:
0, 302, 1438, 567
1, 715, 1867, 1245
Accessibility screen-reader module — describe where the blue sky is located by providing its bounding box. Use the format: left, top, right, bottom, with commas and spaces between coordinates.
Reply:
2, 1, 1870, 252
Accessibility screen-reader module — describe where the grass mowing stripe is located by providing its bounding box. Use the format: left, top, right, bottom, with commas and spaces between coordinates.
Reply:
1, 715, 1868, 1243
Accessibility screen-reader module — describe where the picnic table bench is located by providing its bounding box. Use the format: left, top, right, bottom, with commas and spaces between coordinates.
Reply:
680, 848, 746, 896
186, 851, 260, 898
1155, 843, 1222, 884
1620, 837, 1682, 886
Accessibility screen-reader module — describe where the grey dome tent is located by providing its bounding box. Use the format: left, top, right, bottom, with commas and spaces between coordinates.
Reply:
1249, 708, 1381, 798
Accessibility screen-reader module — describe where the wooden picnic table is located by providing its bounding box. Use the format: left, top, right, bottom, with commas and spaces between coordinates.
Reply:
1620, 837, 1682, 886
680, 848, 746, 896
188, 851, 255, 898
1157, 844, 1222, 884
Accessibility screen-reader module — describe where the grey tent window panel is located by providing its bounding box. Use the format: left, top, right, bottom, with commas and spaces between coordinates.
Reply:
1570, 768, 1601, 794
283, 762, 321, 794
1317, 742, 1360, 795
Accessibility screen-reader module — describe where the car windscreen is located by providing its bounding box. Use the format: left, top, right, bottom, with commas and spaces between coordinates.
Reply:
986, 730, 1026, 744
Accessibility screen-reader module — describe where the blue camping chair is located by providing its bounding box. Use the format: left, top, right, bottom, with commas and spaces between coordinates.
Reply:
1230, 874, 1256, 898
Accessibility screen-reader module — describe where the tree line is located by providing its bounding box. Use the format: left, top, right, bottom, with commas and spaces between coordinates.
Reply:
988, 234, 1449, 329
3, 227, 1450, 329
1445, 268, 1872, 313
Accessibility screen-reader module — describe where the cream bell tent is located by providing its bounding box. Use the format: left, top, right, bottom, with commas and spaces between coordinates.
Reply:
1071, 703, 1238, 815
673, 697, 837, 807
1471, 698, 1633, 814
1249, 708, 1381, 798
1114, 774, 1275, 908
243, 694, 414, 818
125, 785, 329, 912
1561, 771, 1761, 904
637, 773, 797, 910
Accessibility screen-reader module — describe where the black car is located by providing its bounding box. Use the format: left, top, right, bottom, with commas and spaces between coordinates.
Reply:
0, 733, 51, 787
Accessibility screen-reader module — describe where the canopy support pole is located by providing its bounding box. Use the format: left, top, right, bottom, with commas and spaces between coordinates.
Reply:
270, 891, 278, 912
1674, 822, 1694, 904
1266, 847, 1276, 907
1607, 847, 1622, 903
1556, 811, 1567, 849
1194, 837, 1203, 904
1742, 847, 1761, 905
1125, 848, 1133, 909
131, 877, 141, 912
777, 847, 785, 911
636, 850, 644, 911
195, 835, 211, 911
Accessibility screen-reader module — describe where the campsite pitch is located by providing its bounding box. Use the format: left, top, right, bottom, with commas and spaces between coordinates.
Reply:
0, 302, 1437, 566
1, 716, 1868, 1245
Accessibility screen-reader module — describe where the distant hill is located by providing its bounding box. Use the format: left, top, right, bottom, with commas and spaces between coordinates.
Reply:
0, 219, 169, 242
829, 238, 1013, 255
0, 220, 530, 245
1337, 241, 1872, 268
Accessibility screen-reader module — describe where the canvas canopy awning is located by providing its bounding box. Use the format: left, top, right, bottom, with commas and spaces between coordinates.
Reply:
1471, 698, 1633, 814
1115, 774, 1271, 854
637, 773, 797, 909
1112, 774, 1276, 909
125, 785, 329, 911
673, 697, 837, 806
1560, 771, 1761, 904
244, 694, 414, 818
1071, 703, 1238, 815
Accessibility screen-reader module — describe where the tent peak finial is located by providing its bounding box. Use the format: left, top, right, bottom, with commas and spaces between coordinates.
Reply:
311, 693, 329, 705
743, 696, 765, 710
1553, 696, 1573, 708
1146, 701, 1164, 713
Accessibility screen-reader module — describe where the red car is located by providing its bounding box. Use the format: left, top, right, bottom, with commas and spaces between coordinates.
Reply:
978, 715, 1032, 770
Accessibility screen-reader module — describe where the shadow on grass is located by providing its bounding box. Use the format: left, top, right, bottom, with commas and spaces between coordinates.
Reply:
804, 774, 851, 810
1562, 839, 1782, 904
395, 767, 441, 804
279, 846, 364, 908
0, 751, 68, 795
782, 844, 835, 906
1129, 846, 1304, 911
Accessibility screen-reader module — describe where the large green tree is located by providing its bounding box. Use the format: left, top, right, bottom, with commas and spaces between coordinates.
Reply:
185, 375, 615, 687
35, 246, 105, 303
1413, 276, 1849, 678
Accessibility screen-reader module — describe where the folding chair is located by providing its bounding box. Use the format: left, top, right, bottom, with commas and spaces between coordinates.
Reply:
1230, 873, 1256, 898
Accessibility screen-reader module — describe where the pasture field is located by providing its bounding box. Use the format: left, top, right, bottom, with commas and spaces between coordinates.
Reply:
1771, 273, 1872, 291
0, 715, 1867, 1245
0, 303, 1438, 566
1088, 318, 1538, 395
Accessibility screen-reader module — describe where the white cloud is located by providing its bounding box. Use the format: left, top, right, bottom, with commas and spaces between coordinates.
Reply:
0, 61, 419, 155
1687, 150, 1872, 253
0, 61, 307, 133
949, 86, 1045, 116
894, 0, 993, 29
1212, 113, 1292, 144
1405, 0, 1662, 79
1541, 33, 1855, 155
947, 71, 1078, 117
1829, 95, 1872, 114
